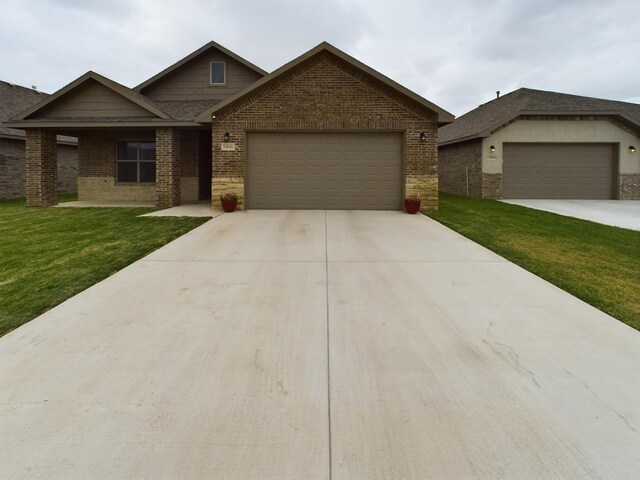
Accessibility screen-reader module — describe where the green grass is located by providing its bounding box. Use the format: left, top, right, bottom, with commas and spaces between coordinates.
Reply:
0, 197, 208, 336
427, 193, 640, 330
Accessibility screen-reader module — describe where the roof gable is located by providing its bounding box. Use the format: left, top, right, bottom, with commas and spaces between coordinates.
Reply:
439, 88, 640, 145
196, 42, 454, 124
11, 72, 169, 121
135, 41, 267, 93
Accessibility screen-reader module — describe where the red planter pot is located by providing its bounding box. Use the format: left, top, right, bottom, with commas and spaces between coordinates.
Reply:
221, 200, 237, 212
404, 200, 421, 214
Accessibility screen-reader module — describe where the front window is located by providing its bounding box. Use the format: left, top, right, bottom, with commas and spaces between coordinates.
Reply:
210, 61, 226, 85
116, 140, 156, 183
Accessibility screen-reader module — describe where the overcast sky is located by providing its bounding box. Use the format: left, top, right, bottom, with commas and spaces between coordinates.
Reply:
1, 0, 638, 116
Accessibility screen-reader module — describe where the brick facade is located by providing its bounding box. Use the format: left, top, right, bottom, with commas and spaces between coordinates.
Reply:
0, 138, 77, 199
156, 127, 181, 207
211, 51, 439, 211
76, 129, 155, 202
438, 140, 483, 198
25, 129, 58, 206
75, 128, 203, 204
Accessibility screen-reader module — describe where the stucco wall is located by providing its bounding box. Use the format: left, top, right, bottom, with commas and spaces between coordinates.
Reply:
482, 119, 640, 175
0, 138, 77, 199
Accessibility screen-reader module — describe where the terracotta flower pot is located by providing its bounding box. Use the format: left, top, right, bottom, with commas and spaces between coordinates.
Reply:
404, 200, 420, 214
221, 200, 237, 212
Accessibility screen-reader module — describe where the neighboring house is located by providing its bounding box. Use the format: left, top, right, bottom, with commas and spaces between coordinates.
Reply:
0, 81, 78, 199
6, 41, 453, 211
438, 88, 640, 200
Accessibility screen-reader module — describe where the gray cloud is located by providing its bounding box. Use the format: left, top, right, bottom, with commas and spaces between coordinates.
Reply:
1, 0, 638, 116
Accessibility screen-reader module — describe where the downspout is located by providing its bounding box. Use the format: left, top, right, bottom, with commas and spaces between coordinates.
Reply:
465, 165, 469, 196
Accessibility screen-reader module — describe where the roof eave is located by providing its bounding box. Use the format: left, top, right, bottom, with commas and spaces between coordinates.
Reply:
196, 42, 454, 123
135, 41, 267, 92
11, 71, 170, 121
5, 120, 203, 128
437, 134, 485, 147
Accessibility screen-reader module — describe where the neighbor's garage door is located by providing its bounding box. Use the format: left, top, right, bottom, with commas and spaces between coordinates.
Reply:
246, 133, 402, 209
503, 143, 615, 199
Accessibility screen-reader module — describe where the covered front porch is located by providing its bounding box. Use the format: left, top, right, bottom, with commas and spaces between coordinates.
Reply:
23, 126, 212, 208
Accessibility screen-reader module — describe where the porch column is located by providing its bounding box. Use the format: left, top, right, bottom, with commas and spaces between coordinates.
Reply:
25, 129, 58, 206
156, 127, 181, 207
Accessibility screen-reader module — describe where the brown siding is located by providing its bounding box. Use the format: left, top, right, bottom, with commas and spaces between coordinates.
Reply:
438, 140, 483, 197
142, 52, 263, 102
212, 52, 439, 210
35, 79, 156, 119
0, 138, 77, 199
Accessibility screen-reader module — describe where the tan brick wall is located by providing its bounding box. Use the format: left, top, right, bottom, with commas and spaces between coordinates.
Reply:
438, 140, 483, 198
211, 51, 439, 210
25, 129, 57, 206
78, 177, 155, 201
211, 177, 244, 209
620, 174, 640, 200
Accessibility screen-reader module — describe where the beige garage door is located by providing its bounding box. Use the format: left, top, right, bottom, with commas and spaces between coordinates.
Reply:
246, 133, 403, 209
503, 143, 616, 199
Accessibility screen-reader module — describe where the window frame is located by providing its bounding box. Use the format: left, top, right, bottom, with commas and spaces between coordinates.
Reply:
115, 139, 157, 185
209, 61, 227, 86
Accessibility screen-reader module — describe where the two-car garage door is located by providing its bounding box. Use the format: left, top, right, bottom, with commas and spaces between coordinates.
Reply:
246, 133, 403, 209
503, 143, 616, 199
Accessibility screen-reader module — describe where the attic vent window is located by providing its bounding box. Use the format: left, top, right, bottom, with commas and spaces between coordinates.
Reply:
210, 61, 226, 85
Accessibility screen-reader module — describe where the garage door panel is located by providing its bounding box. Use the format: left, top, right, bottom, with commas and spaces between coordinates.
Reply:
247, 133, 402, 209
503, 143, 615, 199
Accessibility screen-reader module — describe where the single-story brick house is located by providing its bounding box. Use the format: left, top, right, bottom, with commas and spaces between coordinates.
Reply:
5, 41, 453, 211
0, 81, 77, 199
438, 88, 640, 200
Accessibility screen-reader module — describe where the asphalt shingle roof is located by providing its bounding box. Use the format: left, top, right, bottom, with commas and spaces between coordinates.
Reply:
0, 80, 77, 143
0, 80, 47, 138
439, 88, 640, 145
155, 100, 221, 120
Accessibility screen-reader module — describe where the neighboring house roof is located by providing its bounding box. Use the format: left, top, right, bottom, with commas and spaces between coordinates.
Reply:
135, 40, 267, 92
196, 42, 455, 125
0, 80, 76, 144
439, 88, 640, 146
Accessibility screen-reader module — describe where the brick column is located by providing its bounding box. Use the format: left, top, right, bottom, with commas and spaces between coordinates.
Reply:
26, 129, 58, 206
156, 127, 181, 207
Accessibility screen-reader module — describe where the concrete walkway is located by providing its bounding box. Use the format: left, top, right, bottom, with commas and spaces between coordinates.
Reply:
502, 199, 640, 231
1, 211, 638, 479
141, 203, 219, 217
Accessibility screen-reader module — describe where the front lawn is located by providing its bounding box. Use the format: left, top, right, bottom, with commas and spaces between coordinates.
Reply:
427, 193, 640, 330
0, 198, 208, 336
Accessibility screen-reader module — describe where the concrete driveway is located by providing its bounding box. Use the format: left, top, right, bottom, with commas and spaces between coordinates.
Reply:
502, 199, 640, 231
1, 211, 639, 479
